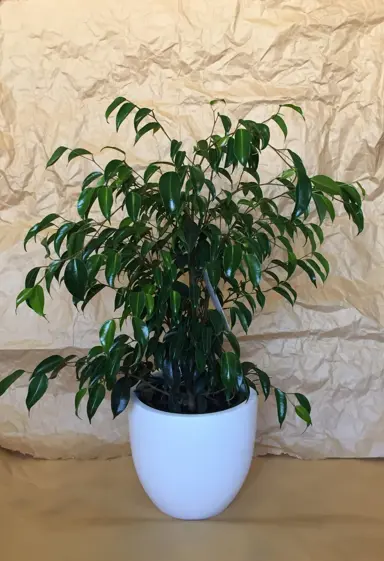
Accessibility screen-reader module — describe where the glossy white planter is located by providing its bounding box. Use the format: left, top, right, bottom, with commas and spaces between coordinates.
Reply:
128, 389, 258, 520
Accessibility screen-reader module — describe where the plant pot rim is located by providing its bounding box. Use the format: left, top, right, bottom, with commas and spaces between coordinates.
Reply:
131, 387, 258, 419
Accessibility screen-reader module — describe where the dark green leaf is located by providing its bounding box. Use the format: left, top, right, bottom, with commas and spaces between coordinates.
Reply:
182, 215, 200, 252
68, 148, 92, 162
116, 102, 135, 131
219, 114, 231, 134
256, 289, 266, 308
295, 405, 312, 426
111, 377, 131, 418
46, 146, 68, 168
281, 103, 305, 120
245, 253, 261, 288
134, 108, 152, 131
206, 261, 221, 287
24, 213, 60, 250
135, 122, 161, 144
25, 267, 40, 289
306, 258, 326, 282
126, 192, 142, 221
170, 140, 182, 161
0, 370, 25, 396
98, 186, 113, 220
195, 347, 206, 374
170, 290, 181, 317
223, 244, 242, 277
244, 293, 256, 312
255, 368, 270, 399
32, 355, 64, 378
234, 128, 251, 166
54, 222, 75, 256
104, 159, 123, 183
132, 317, 149, 347
310, 223, 324, 244
312, 192, 327, 224
220, 351, 240, 391
295, 392, 311, 413
105, 96, 126, 121
129, 291, 145, 317
208, 309, 225, 334
273, 285, 295, 306
87, 384, 106, 422
99, 320, 116, 353
271, 114, 288, 138
81, 284, 105, 312
297, 259, 317, 287
159, 172, 181, 214
189, 165, 205, 190
26, 374, 48, 411
274, 388, 287, 427
144, 164, 159, 183
288, 150, 312, 218
233, 306, 248, 334
75, 387, 87, 418
86, 254, 104, 282
311, 175, 340, 197
224, 331, 240, 356
64, 259, 88, 300
77, 188, 97, 219
313, 252, 330, 279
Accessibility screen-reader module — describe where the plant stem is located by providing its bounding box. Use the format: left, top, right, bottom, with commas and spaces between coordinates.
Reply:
202, 269, 230, 331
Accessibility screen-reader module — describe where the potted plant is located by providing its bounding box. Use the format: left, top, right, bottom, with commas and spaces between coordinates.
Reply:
0, 98, 364, 519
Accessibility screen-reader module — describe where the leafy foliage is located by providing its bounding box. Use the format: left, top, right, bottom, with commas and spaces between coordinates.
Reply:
3, 99, 365, 425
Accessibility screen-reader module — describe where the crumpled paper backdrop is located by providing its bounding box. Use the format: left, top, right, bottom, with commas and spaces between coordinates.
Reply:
0, 0, 383, 459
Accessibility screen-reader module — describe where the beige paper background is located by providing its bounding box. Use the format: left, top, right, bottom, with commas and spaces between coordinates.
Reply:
0, 0, 383, 458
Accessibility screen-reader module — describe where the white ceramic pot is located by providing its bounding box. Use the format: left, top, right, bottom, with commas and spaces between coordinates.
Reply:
128, 388, 258, 520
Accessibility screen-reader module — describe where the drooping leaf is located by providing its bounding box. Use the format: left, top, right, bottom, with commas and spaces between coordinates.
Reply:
224, 331, 240, 357
289, 150, 312, 218
26, 374, 48, 411
98, 186, 113, 220
81, 284, 105, 312
111, 377, 131, 418
245, 253, 261, 288
129, 291, 145, 317
132, 317, 149, 347
25, 267, 40, 289
32, 355, 64, 378
134, 108, 152, 131
273, 285, 295, 306
144, 164, 160, 183
295, 405, 312, 426
313, 252, 330, 279
135, 122, 161, 144
219, 114, 231, 134
64, 259, 88, 300
311, 175, 340, 197
0, 370, 25, 396
28, 285, 45, 317
116, 102, 135, 131
126, 192, 142, 222
46, 146, 68, 168
223, 244, 242, 278
104, 159, 123, 183
170, 140, 182, 161
75, 387, 87, 418
297, 259, 317, 287
87, 383, 106, 422
271, 114, 288, 138
24, 213, 60, 250
159, 172, 181, 214
306, 258, 326, 283
281, 103, 305, 120
68, 148, 92, 162
234, 128, 251, 166
295, 392, 311, 413
170, 290, 181, 318
220, 351, 240, 391
189, 165, 205, 190
54, 222, 75, 256
208, 309, 225, 334
274, 388, 287, 427
105, 96, 126, 121
99, 320, 116, 353
77, 188, 97, 219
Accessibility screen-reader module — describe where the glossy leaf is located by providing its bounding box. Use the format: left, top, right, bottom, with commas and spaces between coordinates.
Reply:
32, 355, 64, 378
126, 192, 142, 221
281, 103, 305, 119
46, 146, 68, 168
170, 290, 181, 317
297, 259, 317, 287
116, 102, 135, 131
189, 165, 205, 190
75, 388, 87, 418
111, 377, 131, 418
271, 114, 288, 138
274, 388, 287, 427
313, 252, 330, 279
104, 159, 123, 183
219, 114, 231, 134
87, 383, 106, 422
132, 317, 149, 347
295, 392, 311, 413
224, 331, 240, 357
289, 150, 312, 218
273, 285, 295, 306
25, 267, 40, 289
99, 320, 116, 353
134, 108, 152, 131
26, 374, 48, 411
105, 96, 126, 121
81, 284, 105, 312
159, 172, 181, 214
129, 291, 145, 317
64, 259, 88, 300
135, 122, 161, 144
295, 405, 312, 426
144, 164, 159, 183
68, 148, 92, 162
0, 370, 25, 396
234, 128, 251, 166
54, 222, 75, 255
245, 253, 261, 288
223, 244, 242, 277
98, 186, 113, 220
220, 351, 240, 391
77, 188, 97, 219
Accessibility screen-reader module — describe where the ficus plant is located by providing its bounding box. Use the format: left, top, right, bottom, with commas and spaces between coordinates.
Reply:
0, 98, 364, 426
